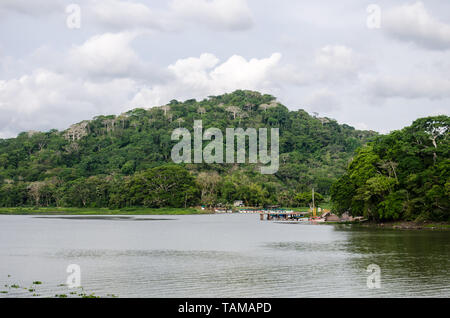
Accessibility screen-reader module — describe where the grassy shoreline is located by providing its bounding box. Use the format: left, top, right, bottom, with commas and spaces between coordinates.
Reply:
0, 207, 210, 215
1, 207, 448, 230
0, 205, 321, 215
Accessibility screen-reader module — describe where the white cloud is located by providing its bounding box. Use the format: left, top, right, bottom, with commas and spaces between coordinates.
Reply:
65, 31, 172, 84
0, 52, 284, 137
169, 0, 253, 31
210, 53, 282, 89
0, 68, 139, 138
315, 45, 362, 79
1, 0, 449, 137
131, 52, 282, 107
68, 31, 141, 78
168, 53, 220, 78
384, 2, 450, 50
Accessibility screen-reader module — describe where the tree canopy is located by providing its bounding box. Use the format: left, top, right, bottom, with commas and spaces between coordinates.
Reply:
0, 90, 377, 209
331, 116, 449, 222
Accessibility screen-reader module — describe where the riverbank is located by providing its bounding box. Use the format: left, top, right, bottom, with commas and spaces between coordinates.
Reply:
0, 205, 321, 216
0, 207, 209, 215
360, 220, 450, 230
278, 218, 450, 230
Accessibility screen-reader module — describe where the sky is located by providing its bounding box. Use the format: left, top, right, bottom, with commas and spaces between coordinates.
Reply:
0, 0, 449, 138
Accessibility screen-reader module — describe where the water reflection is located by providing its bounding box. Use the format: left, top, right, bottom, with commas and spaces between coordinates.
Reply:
0, 215, 448, 298
334, 226, 450, 297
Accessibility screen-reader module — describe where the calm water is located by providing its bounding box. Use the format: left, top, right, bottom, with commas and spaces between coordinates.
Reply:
0, 214, 449, 298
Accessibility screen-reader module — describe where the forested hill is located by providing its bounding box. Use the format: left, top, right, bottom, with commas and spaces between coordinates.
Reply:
0, 90, 377, 208
331, 116, 449, 222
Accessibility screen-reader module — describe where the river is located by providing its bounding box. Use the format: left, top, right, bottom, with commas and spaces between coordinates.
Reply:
0, 214, 448, 297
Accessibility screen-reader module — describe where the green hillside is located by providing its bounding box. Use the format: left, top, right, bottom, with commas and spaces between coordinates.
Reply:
331, 116, 449, 222
0, 90, 376, 209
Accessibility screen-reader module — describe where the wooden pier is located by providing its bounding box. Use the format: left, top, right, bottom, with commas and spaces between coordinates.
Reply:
260, 211, 310, 221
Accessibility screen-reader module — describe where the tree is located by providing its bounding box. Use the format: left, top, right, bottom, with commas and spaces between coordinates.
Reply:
226, 106, 240, 120
175, 118, 185, 128
294, 191, 324, 207
161, 105, 171, 117
0, 90, 380, 209
237, 111, 248, 125
197, 171, 222, 207
28, 181, 46, 206
63, 178, 92, 207
330, 174, 355, 215
197, 107, 206, 116
331, 116, 450, 222
127, 165, 199, 208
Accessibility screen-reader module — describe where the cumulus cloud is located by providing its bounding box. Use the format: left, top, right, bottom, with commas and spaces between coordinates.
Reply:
131, 52, 282, 107
0, 51, 284, 137
2, 0, 449, 137
314, 45, 362, 80
66, 31, 172, 84
383, 2, 450, 50
0, 68, 138, 138
68, 31, 141, 78
210, 53, 282, 89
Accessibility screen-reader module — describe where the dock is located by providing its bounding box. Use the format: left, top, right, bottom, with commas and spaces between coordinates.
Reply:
259, 210, 367, 224
259, 211, 310, 221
